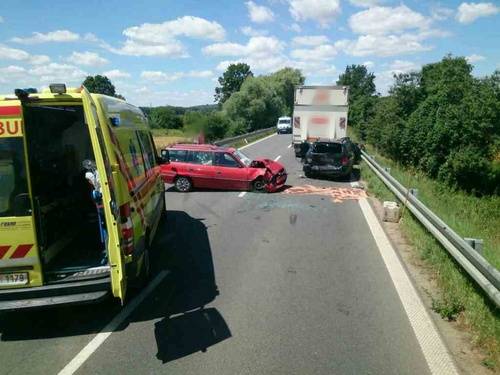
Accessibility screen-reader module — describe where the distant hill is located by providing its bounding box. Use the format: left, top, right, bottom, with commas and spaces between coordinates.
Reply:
140, 104, 218, 117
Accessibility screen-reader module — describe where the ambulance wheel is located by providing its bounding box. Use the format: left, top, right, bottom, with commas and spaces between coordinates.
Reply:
175, 176, 192, 192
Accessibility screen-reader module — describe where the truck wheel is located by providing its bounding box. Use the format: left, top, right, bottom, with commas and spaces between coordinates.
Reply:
175, 176, 192, 192
252, 178, 266, 192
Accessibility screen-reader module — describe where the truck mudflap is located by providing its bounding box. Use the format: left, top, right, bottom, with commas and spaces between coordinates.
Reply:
0, 277, 111, 311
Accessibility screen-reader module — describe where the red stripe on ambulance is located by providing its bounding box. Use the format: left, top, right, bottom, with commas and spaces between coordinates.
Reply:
0, 106, 21, 116
10, 244, 33, 259
0, 246, 10, 259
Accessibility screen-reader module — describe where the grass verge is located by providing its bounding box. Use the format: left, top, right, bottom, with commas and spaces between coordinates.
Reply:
228, 129, 276, 149
360, 158, 500, 369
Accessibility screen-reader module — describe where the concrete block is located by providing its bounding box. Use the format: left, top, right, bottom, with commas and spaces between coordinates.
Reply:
383, 201, 401, 223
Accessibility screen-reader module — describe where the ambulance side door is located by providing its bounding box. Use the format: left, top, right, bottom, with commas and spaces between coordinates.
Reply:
81, 88, 127, 304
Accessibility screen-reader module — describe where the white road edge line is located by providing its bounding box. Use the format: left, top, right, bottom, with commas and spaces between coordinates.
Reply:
274, 155, 281, 161
238, 191, 247, 198
287, 144, 292, 149
357, 198, 458, 375
58, 270, 169, 375
238, 133, 276, 150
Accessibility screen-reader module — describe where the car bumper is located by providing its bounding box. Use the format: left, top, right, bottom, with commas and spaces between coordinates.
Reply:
277, 128, 292, 134
264, 172, 287, 192
0, 277, 111, 311
303, 164, 350, 176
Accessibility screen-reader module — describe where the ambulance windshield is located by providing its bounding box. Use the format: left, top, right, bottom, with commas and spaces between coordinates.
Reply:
0, 138, 29, 217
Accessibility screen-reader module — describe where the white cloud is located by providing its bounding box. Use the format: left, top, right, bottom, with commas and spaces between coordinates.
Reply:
0, 16, 3, 23
123, 16, 226, 43
375, 60, 421, 95
292, 35, 329, 46
290, 23, 302, 32
30, 55, 51, 65
12, 30, 80, 44
0, 44, 51, 65
431, 6, 454, 20
108, 39, 188, 57
108, 16, 225, 58
241, 26, 268, 37
349, 0, 380, 7
0, 44, 31, 60
289, 0, 341, 27
246, 1, 275, 23
337, 33, 431, 57
29, 63, 87, 83
203, 36, 285, 58
456, 2, 499, 24
363, 61, 374, 68
389, 60, 420, 73
141, 70, 213, 83
102, 69, 131, 79
466, 53, 485, 63
68, 51, 108, 67
349, 5, 430, 35
290, 44, 337, 61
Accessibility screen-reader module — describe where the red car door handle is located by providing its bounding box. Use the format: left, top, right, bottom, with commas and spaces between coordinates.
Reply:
216, 171, 222, 175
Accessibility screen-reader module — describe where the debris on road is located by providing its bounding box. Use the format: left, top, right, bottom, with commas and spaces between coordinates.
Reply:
282, 185, 367, 203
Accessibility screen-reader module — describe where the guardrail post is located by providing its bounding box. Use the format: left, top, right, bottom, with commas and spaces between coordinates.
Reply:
409, 188, 418, 198
384, 167, 391, 174
464, 238, 484, 255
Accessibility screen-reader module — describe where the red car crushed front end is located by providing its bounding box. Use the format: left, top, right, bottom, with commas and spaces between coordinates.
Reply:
250, 158, 288, 192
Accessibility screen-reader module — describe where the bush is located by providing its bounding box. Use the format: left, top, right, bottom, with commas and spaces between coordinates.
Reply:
149, 107, 183, 130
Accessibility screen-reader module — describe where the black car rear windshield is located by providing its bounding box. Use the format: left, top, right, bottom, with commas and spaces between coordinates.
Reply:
312, 142, 342, 154
0, 138, 29, 217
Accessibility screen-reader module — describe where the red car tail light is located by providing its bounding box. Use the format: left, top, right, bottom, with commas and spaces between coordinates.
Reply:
341, 155, 349, 166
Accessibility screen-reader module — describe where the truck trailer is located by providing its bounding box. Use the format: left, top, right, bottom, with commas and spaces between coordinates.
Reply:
292, 86, 349, 157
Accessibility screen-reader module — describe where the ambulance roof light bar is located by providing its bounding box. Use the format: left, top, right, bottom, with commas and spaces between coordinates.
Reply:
49, 83, 66, 94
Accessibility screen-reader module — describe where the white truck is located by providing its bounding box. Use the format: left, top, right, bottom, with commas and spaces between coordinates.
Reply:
292, 85, 349, 157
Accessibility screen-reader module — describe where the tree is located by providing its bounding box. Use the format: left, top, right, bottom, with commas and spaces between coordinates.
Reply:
270, 67, 305, 116
149, 107, 183, 130
337, 65, 377, 139
83, 75, 117, 96
215, 63, 253, 104
223, 75, 286, 132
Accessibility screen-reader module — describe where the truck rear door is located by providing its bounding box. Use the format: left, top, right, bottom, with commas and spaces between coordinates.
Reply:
0, 102, 43, 289
81, 88, 127, 304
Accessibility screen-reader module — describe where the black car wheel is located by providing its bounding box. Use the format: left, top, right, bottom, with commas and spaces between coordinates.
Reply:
175, 176, 192, 192
252, 178, 266, 192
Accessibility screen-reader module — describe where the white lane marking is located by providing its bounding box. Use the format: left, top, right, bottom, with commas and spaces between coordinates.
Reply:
238, 191, 247, 198
274, 155, 281, 161
287, 144, 292, 149
239, 133, 276, 150
58, 270, 169, 375
358, 198, 458, 375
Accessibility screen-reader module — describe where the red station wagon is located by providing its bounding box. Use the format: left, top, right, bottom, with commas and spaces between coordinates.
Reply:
160, 144, 287, 193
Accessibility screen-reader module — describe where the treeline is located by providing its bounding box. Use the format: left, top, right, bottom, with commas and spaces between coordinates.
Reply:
340, 56, 500, 195
146, 65, 304, 141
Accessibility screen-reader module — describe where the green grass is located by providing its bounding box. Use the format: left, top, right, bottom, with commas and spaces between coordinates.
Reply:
229, 129, 276, 149
360, 158, 500, 369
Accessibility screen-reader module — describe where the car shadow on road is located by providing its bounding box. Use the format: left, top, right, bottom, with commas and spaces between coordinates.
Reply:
0, 210, 230, 361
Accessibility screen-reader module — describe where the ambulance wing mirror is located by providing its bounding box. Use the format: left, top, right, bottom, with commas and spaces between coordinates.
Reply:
13, 193, 32, 216
160, 149, 170, 164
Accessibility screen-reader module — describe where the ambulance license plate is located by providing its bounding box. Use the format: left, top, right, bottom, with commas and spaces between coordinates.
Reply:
0, 272, 28, 286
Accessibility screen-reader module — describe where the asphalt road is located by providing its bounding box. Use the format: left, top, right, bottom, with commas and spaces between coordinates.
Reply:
0, 133, 434, 375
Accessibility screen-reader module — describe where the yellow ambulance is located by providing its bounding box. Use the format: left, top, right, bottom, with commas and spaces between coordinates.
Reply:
0, 84, 165, 310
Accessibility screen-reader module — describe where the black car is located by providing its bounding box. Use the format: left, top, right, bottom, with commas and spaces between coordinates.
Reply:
303, 138, 361, 178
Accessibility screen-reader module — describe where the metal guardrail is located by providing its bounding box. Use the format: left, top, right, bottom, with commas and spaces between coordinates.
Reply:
214, 127, 274, 146
361, 150, 500, 308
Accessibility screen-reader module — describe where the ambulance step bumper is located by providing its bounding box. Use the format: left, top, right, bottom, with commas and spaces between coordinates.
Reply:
0, 277, 111, 311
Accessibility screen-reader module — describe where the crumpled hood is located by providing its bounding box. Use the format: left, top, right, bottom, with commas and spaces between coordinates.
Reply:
253, 158, 285, 174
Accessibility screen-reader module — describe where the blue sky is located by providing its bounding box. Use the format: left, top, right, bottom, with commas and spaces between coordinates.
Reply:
0, 0, 498, 106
